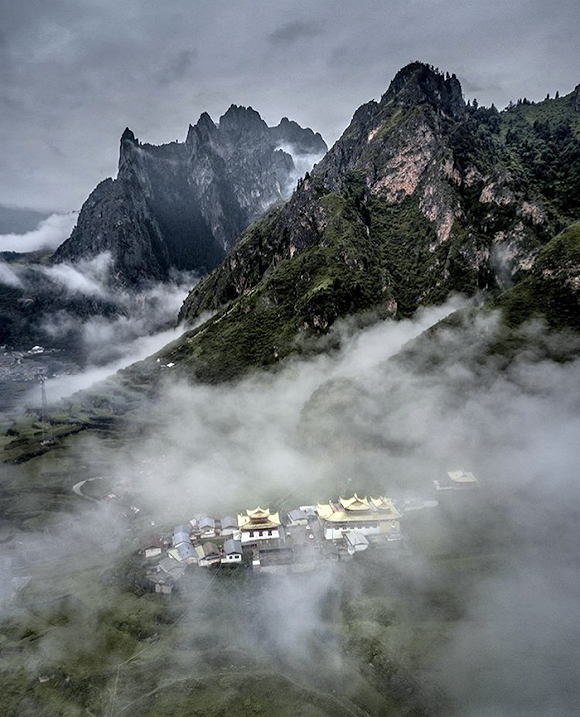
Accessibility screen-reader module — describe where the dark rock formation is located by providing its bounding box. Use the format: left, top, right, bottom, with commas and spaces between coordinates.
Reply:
52, 107, 326, 287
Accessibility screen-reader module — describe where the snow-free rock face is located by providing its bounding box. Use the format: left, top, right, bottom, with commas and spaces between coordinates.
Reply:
52, 108, 327, 287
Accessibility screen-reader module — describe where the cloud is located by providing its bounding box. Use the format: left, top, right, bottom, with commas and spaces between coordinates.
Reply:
0, 261, 23, 287
156, 48, 198, 84
40, 252, 113, 296
17, 266, 202, 401
268, 20, 323, 46
0, 212, 77, 253
275, 141, 327, 194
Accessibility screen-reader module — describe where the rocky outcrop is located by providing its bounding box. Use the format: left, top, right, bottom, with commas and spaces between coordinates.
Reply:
52, 108, 327, 287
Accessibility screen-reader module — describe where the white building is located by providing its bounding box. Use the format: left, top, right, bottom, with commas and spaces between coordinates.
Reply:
144, 546, 162, 559
287, 508, 309, 526
221, 538, 243, 563
434, 470, 480, 491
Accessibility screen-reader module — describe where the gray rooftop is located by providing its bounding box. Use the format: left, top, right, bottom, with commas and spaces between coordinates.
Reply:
201, 541, 220, 558
199, 516, 216, 529
177, 542, 196, 560
173, 530, 191, 546
223, 538, 242, 555
288, 509, 308, 522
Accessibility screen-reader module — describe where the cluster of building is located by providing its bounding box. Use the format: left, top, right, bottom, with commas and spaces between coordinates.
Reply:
144, 494, 403, 593
144, 473, 481, 592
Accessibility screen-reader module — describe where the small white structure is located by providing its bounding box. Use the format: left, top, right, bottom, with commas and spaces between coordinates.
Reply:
221, 538, 243, 563
345, 530, 369, 555
434, 471, 480, 491
155, 582, 173, 595
144, 546, 162, 559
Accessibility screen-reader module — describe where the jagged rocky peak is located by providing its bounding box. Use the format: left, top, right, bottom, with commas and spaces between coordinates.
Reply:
272, 117, 327, 154
120, 126, 137, 143
51, 105, 327, 288
219, 104, 268, 136
186, 112, 217, 147
118, 126, 143, 173
382, 61, 465, 117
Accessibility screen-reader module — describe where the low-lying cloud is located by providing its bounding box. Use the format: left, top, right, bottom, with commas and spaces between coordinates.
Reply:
0, 212, 77, 253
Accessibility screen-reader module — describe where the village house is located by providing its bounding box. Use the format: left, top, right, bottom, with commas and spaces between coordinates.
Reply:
141, 535, 164, 559
221, 538, 243, 563
198, 516, 216, 538
158, 557, 186, 580
195, 542, 221, 567
237, 506, 283, 545
316, 494, 401, 541
173, 529, 191, 547
176, 541, 197, 564
220, 516, 238, 536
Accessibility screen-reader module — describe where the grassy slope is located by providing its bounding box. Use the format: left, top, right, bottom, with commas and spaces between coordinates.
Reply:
495, 222, 580, 331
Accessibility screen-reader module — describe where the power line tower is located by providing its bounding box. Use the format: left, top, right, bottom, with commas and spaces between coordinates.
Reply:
38, 375, 54, 445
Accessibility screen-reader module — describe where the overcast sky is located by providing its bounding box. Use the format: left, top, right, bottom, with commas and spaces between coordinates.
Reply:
1, 0, 578, 212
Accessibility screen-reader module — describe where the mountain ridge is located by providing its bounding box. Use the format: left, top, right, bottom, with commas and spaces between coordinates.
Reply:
166, 62, 580, 381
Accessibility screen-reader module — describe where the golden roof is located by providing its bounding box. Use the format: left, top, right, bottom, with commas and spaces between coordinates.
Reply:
237, 506, 281, 530
316, 503, 335, 520
339, 494, 371, 511
371, 496, 401, 517
315, 496, 400, 523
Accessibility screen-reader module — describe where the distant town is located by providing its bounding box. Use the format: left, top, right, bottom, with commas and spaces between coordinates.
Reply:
144, 471, 480, 594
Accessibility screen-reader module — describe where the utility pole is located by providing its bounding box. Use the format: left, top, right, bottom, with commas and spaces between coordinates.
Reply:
38, 375, 54, 445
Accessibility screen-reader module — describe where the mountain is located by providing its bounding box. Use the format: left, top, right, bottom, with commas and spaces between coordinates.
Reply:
4, 63, 580, 462
52, 108, 327, 287
154, 62, 580, 381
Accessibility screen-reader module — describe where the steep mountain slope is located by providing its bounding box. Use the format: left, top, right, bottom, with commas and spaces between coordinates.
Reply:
157, 63, 580, 381
52, 107, 326, 287
496, 221, 580, 332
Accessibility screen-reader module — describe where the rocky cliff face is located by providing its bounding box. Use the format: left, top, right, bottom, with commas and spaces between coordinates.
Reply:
170, 62, 580, 381
52, 108, 327, 287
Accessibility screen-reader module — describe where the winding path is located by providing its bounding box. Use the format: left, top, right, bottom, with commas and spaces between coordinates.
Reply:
71, 476, 103, 502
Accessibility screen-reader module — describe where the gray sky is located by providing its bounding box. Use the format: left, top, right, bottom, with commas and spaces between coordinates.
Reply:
1, 0, 578, 212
